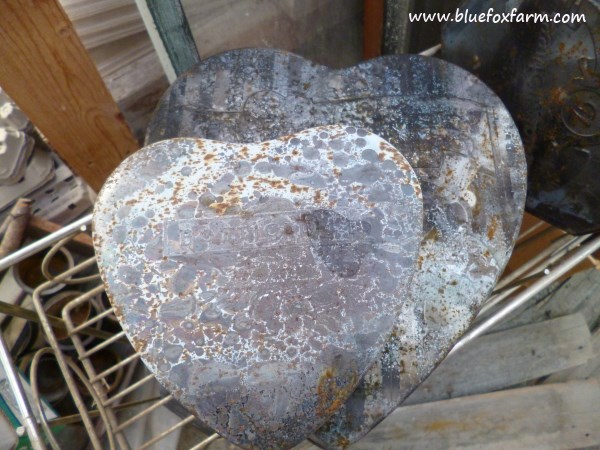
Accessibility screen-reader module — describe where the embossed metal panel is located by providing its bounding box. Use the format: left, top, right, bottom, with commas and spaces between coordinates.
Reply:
146, 49, 527, 449
443, 0, 600, 234
93, 125, 423, 449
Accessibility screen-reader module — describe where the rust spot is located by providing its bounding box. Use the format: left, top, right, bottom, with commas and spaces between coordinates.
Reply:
424, 228, 440, 242
131, 336, 147, 353
268, 179, 284, 188
251, 153, 267, 163
290, 185, 309, 193
487, 216, 499, 240
316, 367, 357, 418
337, 437, 351, 448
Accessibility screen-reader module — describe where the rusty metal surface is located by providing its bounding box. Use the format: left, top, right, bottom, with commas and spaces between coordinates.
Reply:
443, 0, 600, 235
92, 125, 424, 449
145, 49, 527, 448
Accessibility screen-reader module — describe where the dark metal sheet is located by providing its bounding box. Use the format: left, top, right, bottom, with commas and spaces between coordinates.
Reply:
442, 0, 600, 235
93, 125, 423, 449
145, 49, 527, 448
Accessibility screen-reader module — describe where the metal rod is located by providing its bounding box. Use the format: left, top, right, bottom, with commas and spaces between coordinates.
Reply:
90, 353, 140, 384
70, 305, 114, 334
452, 233, 600, 354
103, 374, 156, 407
137, 415, 196, 450
0, 213, 92, 272
80, 330, 127, 358
31, 285, 105, 450
0, 332, 46, 450
188, 433, 221, 450
46, 397, 163, 427
419, 43, 441, 56
515, 220, 548, 244
0, 300, 114, 341
494, 233, 578, 291
481, 233, 590, 315
513, 223, 556, 249
114, 395, 173, 432
66, 290, 132, 450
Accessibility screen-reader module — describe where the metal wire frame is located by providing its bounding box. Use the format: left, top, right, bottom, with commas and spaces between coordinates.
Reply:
0, 209, 599, 449
0, 214, 221, 449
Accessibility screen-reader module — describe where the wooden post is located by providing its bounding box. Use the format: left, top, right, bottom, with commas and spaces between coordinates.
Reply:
134, 0, 200, 82
382, 0, 414, 54
0, 0, 139, 192
363, 0, 385, 59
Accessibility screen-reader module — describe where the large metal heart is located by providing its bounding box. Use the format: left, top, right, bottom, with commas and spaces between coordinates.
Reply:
146, 49, 527, 448
93, 125, 423, 449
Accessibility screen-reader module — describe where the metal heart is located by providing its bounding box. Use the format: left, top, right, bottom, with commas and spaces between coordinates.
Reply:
146, 49, 528, 448
442, 0, 600, 234
93, 125, 423, 449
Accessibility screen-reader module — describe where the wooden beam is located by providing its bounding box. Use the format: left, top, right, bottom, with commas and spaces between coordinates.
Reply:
382, 0, 414, 54
363, 0, 385, 59
0, 0, 139, 192
496, 268, 600, 333
404, 314, 593, 405
544, 328, 600, 384
348, 380, 600, 449
134, 0, 200, 82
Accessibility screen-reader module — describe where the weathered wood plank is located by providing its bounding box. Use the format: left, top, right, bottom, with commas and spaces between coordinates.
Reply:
382, 0, 414, 54
0, 0, 139, 191
348, 380, 600, 450
363, 0, 385, 59
135, 0, 199, 81
495, 268, 600, 332
404, 314, 593, 405
183, 0, 364, 69
544, 329, 600, 384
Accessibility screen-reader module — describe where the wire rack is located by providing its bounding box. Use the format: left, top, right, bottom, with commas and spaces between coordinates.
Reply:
0, 212, 599, 450
0, 214, 221, 450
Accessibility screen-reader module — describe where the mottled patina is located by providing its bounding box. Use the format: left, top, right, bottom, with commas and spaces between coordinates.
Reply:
146, 49, 527, 449
93, 125, 423, 449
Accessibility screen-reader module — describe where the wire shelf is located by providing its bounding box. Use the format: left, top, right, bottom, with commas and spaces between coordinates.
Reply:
0, 214, 223, 450
0, 211, 598, 450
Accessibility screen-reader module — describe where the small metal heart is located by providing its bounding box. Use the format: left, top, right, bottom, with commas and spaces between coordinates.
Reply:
93, 125, 423, 449
146, 49, 528, 448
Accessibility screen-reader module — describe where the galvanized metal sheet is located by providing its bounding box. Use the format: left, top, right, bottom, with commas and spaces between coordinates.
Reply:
442, 0, 600, 235
145, 49, 527, 449
93, 125, 424, 449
